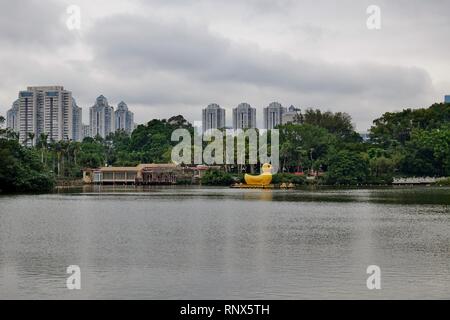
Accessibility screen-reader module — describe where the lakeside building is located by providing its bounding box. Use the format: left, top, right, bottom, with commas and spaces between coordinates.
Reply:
83, 164, 213, 185
6, 99, 19, 133
115, 101, 134, 134
72, 99, 83, 142
17, 86, 73, 146
281, 105, 301, 124
89, 95, 115, 139
202, 103, 226, 132
445, 95, 450, 103
232, 103, 256, 130
264, 102, 286, 129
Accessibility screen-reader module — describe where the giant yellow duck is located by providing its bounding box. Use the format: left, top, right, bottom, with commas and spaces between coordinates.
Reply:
244, 163, 273, 186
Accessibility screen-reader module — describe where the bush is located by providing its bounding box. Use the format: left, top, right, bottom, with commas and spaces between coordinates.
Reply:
272, 173, 306, 185
365, 175, 394, 185
176, 178, 193, 185
201, 169, 235, 186
435, 178, 450, 186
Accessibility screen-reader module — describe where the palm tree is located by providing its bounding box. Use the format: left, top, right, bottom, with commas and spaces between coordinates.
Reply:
24, 132, 35, 146
37, 133, 49, 164
52, 141, 63, 177
70, 142, 81, 166
6, 130, 19, 140
309, 148, 315, 174
59, 140, 71, 177
280, 141, 292, 173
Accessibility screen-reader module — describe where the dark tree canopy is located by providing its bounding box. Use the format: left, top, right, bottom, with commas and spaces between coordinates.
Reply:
301, 108, 357, 141
369, 103, 450, 147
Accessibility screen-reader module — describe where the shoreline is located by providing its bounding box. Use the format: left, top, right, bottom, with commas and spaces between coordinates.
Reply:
2, 181, 448, 196
53, 183, 450, 190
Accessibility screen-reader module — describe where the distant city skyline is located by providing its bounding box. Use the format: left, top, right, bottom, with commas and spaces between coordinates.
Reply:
202, 101, 300, 131
6, 87, 450, 141
4, 86, 449, 132
86, 95, 136, 139
5, 86, 137, 144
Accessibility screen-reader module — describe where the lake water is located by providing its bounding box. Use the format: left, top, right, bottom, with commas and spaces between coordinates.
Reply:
0, 186, 449, 299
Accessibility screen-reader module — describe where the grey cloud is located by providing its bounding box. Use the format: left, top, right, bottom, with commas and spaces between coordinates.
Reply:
87, 14, 433, 99
0, 0, 70, 48
0, 0, 447, 131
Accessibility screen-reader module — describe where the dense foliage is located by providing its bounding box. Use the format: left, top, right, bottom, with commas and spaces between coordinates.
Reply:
279, 104, 450, 184
370, 103, 450, 147
271, 173, 306, 185
369, 103, 450, 177
0, 115, 192, 192
1, 103, 449, 192
201, 169, 235, 186
325, 150, 369, 185
0, 128, 55, 193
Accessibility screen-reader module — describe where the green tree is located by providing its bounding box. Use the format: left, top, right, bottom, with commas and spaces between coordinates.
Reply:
78, 138, 106, 168
24, 132, 35, 145
370, 103, 450, 147
0, 138, 55, 193
36, 133, 49, 164
400, 126, 450, 176
279, 123, 336, 172
302, 108, 359, 141
126, 116, 192, 164
325, 150, 369, 185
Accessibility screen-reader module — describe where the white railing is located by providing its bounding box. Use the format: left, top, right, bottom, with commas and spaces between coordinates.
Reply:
393, 177, 446, 184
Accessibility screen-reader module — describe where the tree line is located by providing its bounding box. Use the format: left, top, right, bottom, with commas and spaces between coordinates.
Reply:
1, 103, 449, 192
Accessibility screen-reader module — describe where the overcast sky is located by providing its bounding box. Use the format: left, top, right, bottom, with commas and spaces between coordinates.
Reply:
0, 0, 449, 131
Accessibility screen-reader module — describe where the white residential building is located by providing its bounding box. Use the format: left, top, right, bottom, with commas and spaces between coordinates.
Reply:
89, 95, 115, 138
202, 103, 226, 132
115, 101, 134, 134
72, 99, 83, 142
232, 103, 256, 130
17, 86, 73, 146
263, 102, 287, 129
6, 99, 20, 133
82, 124, 90, 139
281, 105, 301, 124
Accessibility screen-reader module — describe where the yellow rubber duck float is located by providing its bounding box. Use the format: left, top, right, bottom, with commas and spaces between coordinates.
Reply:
244, 163, 273, 186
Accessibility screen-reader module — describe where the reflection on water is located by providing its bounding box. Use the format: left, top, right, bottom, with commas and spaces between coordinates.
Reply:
0, 186, 449, 299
